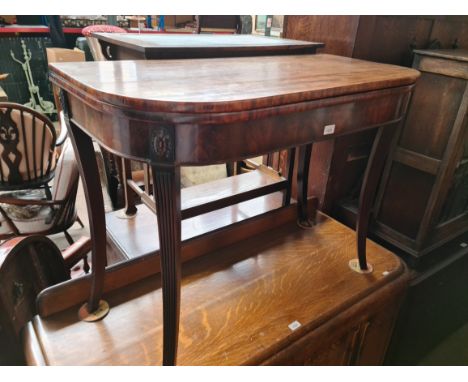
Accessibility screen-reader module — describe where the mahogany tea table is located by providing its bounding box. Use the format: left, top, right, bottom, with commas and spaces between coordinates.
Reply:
45, 54, 419, 365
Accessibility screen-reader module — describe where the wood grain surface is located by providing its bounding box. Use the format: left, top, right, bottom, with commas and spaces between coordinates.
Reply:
283, 16, 360, 56
24, 212, 405, 366
49, 54, 419, 114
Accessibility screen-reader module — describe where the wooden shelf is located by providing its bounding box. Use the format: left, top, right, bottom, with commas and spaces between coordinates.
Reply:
182, 168, 284, 214
107, 191, 285, 262
25, 211, 406, 365
129, 168, 287, 220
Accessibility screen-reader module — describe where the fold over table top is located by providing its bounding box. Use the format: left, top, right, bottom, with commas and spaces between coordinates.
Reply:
49, 54, 420, 114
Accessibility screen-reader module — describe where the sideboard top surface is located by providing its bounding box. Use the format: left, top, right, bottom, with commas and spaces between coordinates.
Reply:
49, 54, 420, 114
24, 213, 405, 365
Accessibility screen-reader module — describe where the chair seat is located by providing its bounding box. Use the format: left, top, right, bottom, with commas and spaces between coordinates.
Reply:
0, 189, 55, 235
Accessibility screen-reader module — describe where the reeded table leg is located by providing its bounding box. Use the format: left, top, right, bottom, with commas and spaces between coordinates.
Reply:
151, 164, 182, 366
356, 124, 396, 270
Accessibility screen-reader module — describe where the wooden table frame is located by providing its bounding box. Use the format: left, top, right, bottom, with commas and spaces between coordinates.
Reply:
50, 55, 418, 365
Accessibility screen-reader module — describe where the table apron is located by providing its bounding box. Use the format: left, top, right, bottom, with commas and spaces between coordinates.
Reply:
65, 85, 412, 166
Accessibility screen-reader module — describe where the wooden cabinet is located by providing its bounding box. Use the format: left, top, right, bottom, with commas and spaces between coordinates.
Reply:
284, 16, 468, 64
372, 50, 468, 262
23, 212, 409, 366
334, 50, 468, 266
284, 16, 468, 264
262, 282, 405, 365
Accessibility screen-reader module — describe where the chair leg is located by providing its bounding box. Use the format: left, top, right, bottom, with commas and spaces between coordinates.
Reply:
83, 255, 90, 274
76, 216, 85, 228
44, 184, 53, 200
64, 230, 74, 245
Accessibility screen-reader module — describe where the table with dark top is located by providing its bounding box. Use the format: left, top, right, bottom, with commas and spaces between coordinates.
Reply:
92, 33, 324, 60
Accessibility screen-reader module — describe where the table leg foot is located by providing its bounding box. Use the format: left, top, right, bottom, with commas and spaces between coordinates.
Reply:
348, 259, 373, 274
78, 300, 110, 322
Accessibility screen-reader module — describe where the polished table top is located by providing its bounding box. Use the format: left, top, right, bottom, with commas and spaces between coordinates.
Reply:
49, 54, 419, 114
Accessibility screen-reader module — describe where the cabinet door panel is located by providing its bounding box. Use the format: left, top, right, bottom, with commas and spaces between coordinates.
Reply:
378, 163, 435, 239
399, 72, 466, 159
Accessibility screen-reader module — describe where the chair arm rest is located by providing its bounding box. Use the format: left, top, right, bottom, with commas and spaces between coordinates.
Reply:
61, 236, 92, 269
56, 111, 68, 146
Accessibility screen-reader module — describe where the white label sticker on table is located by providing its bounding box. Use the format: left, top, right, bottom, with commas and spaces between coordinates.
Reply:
288, 320, 302, 331
324, 124, 336, 135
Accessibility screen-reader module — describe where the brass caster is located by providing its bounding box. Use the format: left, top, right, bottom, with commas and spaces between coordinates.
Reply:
348, 259, 373, 274
78, 300, 110, 322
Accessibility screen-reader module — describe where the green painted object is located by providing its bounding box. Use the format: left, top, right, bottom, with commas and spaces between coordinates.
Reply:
10, 39, 55, 115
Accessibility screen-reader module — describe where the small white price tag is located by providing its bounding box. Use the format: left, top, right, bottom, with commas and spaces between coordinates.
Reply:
323, 124, 336, 135
288, 320, 302, 331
